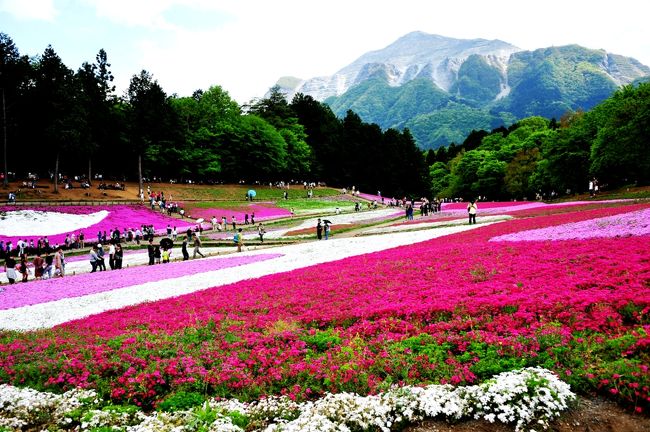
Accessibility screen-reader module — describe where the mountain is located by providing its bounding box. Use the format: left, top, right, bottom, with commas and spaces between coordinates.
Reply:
273, 32, 650, 149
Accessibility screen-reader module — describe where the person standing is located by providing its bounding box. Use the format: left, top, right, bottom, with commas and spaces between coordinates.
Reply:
162, 247, 171, 263
54, 247, 65, 277
211, 216, 217, 231
154, 245, 161, 264
316, 219, 323, 240
43, 252, 53, 279
193, 234, 205, 258
181, 236, 190, 261
258, 223, 266, 242
324, 222, 331, 240
108, 242, 116, 270
251, 212, 255, 224
32, 253, 44, 280
96, 244, 107, 271
235, 228, 244, 252
4, 255, 17, 284
231, 216, 237, 231
467, 200, 478, 225
147, 240, 155, 265
89, 246, 99, 273
114, 244, 123, 269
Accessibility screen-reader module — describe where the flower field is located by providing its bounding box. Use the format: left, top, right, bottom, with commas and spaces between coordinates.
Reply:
0, 201, 649, 430
0, 205, 198, 245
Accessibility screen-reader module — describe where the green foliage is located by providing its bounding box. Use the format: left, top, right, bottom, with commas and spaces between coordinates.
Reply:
301, 329, 342, 352
157, 391, 206, 412
451, 54, 503, 104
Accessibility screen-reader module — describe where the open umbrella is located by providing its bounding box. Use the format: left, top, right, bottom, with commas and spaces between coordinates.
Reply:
247, 189, 257, 198
159, 238, 173, 250
323, 219, 332, 224
196, 218, 205, 224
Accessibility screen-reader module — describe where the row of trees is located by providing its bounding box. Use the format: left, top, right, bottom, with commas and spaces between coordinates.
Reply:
426, 82, 650, 199
0, 33, 429, 198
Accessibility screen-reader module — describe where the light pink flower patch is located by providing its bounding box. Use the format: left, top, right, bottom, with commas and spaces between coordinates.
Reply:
0, 253, 282, 310
490, 208, 650, 242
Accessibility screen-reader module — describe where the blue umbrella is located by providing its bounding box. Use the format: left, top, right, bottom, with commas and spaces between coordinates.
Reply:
247, 189, 257, 198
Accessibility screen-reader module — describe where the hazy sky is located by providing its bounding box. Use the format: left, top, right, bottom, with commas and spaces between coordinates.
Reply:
1, 0, 649, 103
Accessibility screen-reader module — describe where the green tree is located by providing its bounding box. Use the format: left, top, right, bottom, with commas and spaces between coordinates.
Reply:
504, 147, 541, 198
32, 46, 84, 192
126, 70, 178, 193
589, 83, 650, 186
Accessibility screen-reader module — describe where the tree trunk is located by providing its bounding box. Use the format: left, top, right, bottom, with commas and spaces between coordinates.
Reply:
2, 88, 7, 189
88, 158, 92, 186
54, 152, 59, 193
138, 153, 143, 197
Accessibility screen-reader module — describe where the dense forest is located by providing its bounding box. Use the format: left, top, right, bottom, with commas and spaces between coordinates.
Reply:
0, 33, 429, 197
426, 81, 650, 200
1, 33, 648, 200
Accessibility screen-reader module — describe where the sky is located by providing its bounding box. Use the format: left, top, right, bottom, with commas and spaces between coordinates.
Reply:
1, 0, 649, 104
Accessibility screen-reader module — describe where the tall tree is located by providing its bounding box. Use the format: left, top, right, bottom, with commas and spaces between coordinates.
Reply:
0, 33, 30, 187
32, 46, 84, 192
126, 70, 176, 194
76, 49, 116, 184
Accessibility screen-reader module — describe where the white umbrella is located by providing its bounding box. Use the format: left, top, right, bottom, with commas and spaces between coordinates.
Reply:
196, 218, 205, 224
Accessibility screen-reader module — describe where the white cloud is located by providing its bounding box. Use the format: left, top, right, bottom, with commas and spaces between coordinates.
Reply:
0, 0, 57, 21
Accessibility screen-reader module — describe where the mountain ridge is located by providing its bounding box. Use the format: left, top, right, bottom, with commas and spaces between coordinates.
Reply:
271, 32, 650, 149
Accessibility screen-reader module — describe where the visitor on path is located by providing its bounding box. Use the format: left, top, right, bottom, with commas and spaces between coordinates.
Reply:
4, 255, 16, 284
258, 223, 266, 242
89, 246, 99, 273
181, 236, 190, 261
324, 221, 331, 240
162, 247, 171, 263
108, 242, 116, 270
154, 245, 161, 264
54, 248, 64, 277
234, 228, 244, 253
211, 216, 217, 231
147, 240, 155, 265
193, 234, 205, 258
244, 213, 249, 225
32, 253, 44, 280
19, 254, 29, 282
114, 244, 123, 269
316, 218, 323, 240
468, 200, 478, 225
43, 252, 53, 279
231, 216, 237, 231
251, 212, 255, 224
96, 244, 107, 271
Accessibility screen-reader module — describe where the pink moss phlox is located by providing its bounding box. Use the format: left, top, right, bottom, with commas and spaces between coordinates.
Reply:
0, 253, 282, 310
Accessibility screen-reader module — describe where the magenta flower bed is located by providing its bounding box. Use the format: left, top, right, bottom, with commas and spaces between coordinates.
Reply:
441, 200, 632, 214
0, 253, 282, 310
1, 202, 649, 412
185, 203, 291, 222
0, 205, 197, 246
491, 208, 650, 241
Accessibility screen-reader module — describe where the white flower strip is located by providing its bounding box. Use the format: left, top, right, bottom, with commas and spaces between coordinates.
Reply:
0, 368, 575, 432
0, 210, 109, 237
360, 214, 513, 235
0, 222, 497, 331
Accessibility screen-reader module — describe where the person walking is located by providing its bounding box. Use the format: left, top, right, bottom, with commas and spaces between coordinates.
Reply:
181, 236, 190, 261
19, 254, 28, 282
316, 218, 323, 240
43, 252, 53, 279
108, 242, 116, 270
154, 245, 161, 264
467, 200, 478, 225
193, 233, 205, 258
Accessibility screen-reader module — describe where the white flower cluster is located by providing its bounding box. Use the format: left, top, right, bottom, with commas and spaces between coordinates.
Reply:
0, 368, 574, 431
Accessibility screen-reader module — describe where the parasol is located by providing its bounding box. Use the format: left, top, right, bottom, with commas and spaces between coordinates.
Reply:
196, 218, 205, 224
159, 238, 173, 249
323, 219, 332, 224
247, 189, 257, 198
